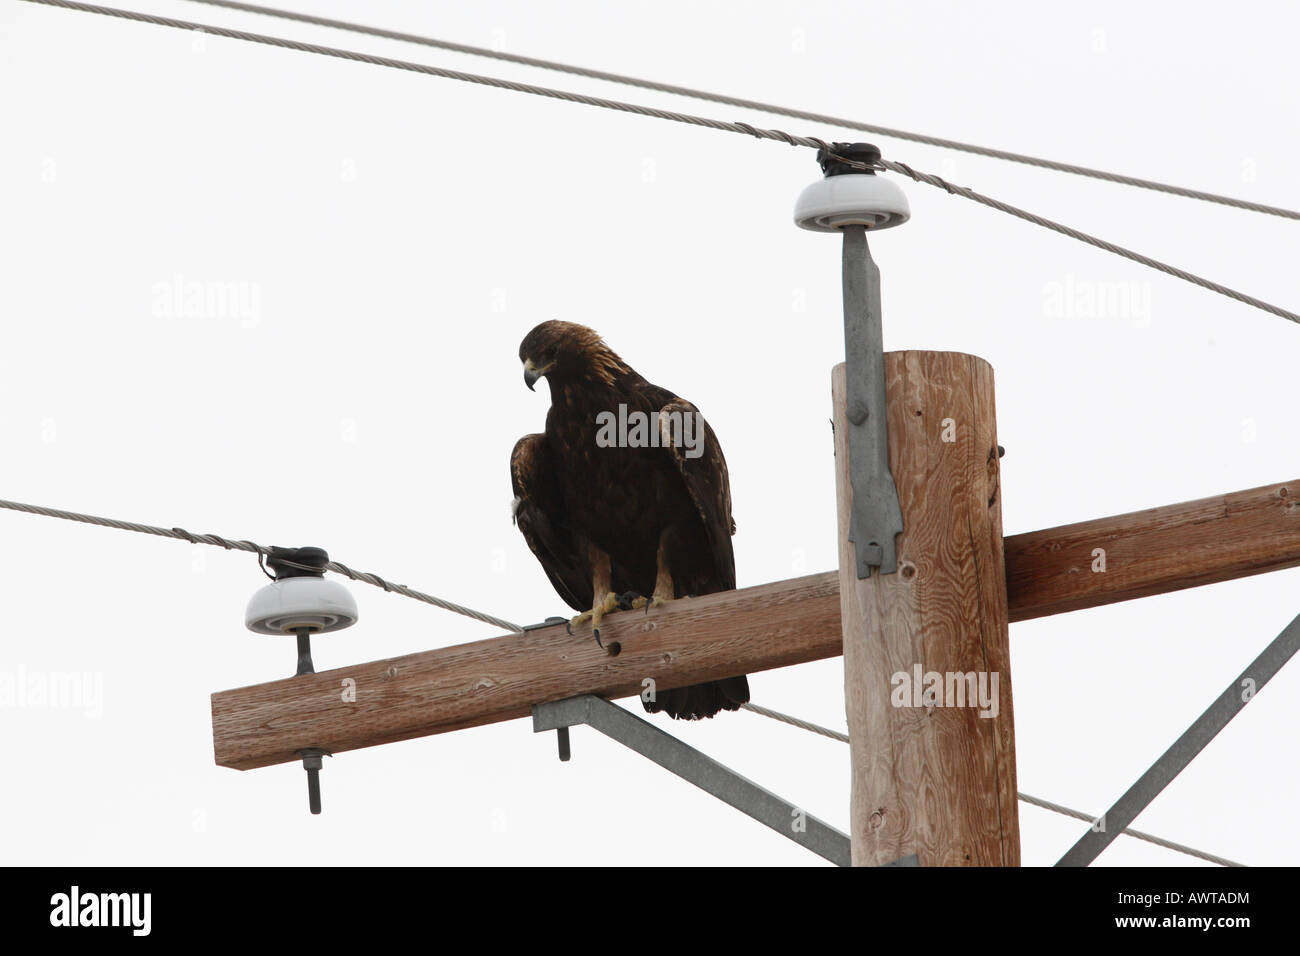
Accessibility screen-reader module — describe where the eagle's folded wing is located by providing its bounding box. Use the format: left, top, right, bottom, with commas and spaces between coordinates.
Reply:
657, 398, 737, 591
510, 434, 592, 613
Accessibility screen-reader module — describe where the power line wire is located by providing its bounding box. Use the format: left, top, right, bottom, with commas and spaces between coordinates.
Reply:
739, 700, 1245, 867
19, 0, 1300, 327
870, 156, 1300, 325
181, 0, 1300, 222
741, 701, 850, 743
1016, 791, 1243, 868
0, 497, 525, 633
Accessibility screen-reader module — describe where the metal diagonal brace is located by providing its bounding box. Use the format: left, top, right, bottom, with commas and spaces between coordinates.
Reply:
841, 224, 904, 576
1057, 608, 1300, 866
533, 695, 851, 867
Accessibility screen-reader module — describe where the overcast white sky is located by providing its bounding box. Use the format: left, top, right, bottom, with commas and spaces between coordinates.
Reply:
2, 0, 1298, 866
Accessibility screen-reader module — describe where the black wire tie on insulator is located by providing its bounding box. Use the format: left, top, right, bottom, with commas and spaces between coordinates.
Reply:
244, 546, 359, 677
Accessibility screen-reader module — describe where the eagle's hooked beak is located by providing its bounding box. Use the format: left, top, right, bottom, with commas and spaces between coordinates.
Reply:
523, 358, 551, 391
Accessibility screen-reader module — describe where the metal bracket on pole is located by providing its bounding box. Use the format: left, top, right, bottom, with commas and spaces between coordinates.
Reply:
1056, 608, 1300, 866
841, 224, 904, 577
533, 695, 851, 867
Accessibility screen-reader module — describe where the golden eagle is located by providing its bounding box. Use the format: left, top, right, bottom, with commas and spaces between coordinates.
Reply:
511, 320, 749, 719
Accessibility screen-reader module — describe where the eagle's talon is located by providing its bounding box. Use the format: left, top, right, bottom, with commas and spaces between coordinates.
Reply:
569, 591, 621, 642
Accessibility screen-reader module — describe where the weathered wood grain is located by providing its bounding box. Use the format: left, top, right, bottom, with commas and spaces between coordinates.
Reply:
1005, 480, 1300, 621
834, 354, 1019, 867
212, 570, 841, 770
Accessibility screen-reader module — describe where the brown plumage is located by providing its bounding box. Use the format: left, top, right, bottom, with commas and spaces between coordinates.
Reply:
511, 320, 749, 719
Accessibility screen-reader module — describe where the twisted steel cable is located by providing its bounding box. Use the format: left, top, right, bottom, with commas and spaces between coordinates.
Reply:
0, 497, 525, 633
181, 0, 1300, 221
18, 0, 1300, 326
873, 157, 1300, 325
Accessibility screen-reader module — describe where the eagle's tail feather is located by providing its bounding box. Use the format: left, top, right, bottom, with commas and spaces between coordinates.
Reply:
643, 675, 750, 720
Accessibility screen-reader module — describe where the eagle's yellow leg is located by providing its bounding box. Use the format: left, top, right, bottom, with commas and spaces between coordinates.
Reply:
568, 545, 623, 644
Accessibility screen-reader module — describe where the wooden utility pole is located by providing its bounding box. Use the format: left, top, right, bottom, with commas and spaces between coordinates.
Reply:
833, 353, 1018, 866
